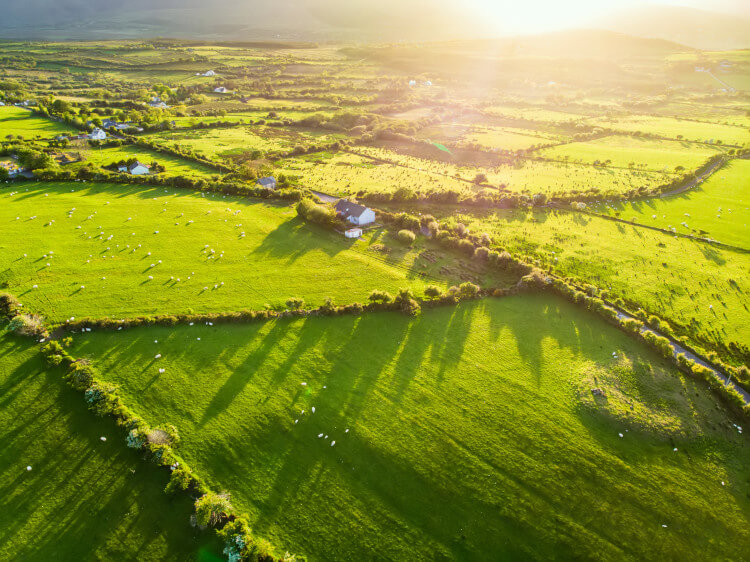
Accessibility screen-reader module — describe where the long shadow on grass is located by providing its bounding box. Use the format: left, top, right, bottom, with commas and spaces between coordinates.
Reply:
0, 341, 219, 559
251, 217, 355, 262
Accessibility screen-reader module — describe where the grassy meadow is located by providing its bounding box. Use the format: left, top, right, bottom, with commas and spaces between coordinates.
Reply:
72, 143, 220, 178
0, 181, 516, 322
588, 115, 750, 147
0, 106, 76, 139
445, 208, 750, 356
589, 158, 750, 248
0, 327, 220, 560
69, 295, 750, 561
537, 135, 724, 172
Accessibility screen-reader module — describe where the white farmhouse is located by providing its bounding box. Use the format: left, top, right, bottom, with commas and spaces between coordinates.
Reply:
128, 161, 150, 175
89, 128, 107, 141
335, 200, 376, 226
203, 70, 216, 77
256, 176, 277, 189
214, 86, 229, 94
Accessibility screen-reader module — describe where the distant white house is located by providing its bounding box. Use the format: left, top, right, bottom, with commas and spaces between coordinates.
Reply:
89, 128, 107, 141
344, 227, 362, 239
127, 161, 150, 175
149, 101, 169, 109
424, 80, 432, 87
214, 86, 229, 94
203, 70, 216, 77
256, 176, 277, 189
335, 200, 376, 226
0, 101, 5, 106
408, 80, 417, 87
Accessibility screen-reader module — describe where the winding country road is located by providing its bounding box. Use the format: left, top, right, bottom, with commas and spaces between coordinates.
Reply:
606, 304, 750, 405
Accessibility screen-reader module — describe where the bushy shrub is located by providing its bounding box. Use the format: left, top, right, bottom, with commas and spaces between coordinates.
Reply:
397, 229, 416, 245
0, 292, 20, 318
458, 282, 480, 298
296, 198, 337, 227
394, 288, 420, 316
285, 297, 305, 310
7, 314, 46, 338
368, 290, 393, 304
126, 428, 148, 449
424, 285, 443, 299
195, 492, 232, 528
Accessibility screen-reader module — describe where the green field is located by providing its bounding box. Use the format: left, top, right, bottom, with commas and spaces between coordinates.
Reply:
483, 105, 590, 123
463, 125, 564, 151
74, 143, 220, 178
68, 295, 750, 561
145, 126, 341, 161
350, 146, 672, 197
589, 115, 750, 147
446, 208, 750, 357
537, 135, 724, 172
0, 106, 77, 139
589, 158, 750, 248
279, 151, 477, 198
0, 327, 220, 560
0, 181, 512, 322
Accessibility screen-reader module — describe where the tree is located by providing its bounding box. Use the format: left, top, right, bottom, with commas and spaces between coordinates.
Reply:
473, 173, 488, 184
195, 493, 231, 528
424, 285, 442, 299
397, 229, 416, 245
285, 297, 305, 310
368, 290, 393, 304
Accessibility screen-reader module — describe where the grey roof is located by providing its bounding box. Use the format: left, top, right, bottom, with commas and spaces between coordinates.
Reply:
257, 176, 276, 186
335, 199, 368, 218
128, 161, 149, 171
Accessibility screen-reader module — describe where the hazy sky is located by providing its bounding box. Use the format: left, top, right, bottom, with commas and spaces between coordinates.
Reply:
466, 0, 749, 34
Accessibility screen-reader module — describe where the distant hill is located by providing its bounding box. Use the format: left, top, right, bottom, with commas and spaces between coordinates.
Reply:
593, 5, 750, 50
448, 30, 693, 60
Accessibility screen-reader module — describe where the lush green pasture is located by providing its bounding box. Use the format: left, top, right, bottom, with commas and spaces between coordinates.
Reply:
589, 115, 750, 146
0, 328, 220, 560
653, 102, 750, 128
537, 135, 724, 172
448, 209, 750, 356
70, 295, 750, 561
279, 151, 476, 198
463, 125, 564, 151
483, 105, 589, 123
485, 159, 672, 196
74, 144, 220, 178
0, 181, 507, 322
146, 126, 340, 160
0, 106, 76, 139
351, 146, 672, 196
589, 159, 750, 248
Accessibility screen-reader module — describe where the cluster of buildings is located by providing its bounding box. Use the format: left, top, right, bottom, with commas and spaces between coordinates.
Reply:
334, 200, 376, 239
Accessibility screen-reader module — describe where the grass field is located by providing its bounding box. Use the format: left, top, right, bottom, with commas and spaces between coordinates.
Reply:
349, 146, 672, 197
0, 327, 220, 560
463, 125, 564, 151
445, 208, 750, 356
145, 126, 342, 161
589, 159, 750, 248
537, 135, 724, 172
483, 105, 590, 123
72, 143, 220, 178
68, 295, 750, 561
0, 181, 515, 322
0, 106, 77, 139
588, 115, 750, 147
278, 151, 477, 198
